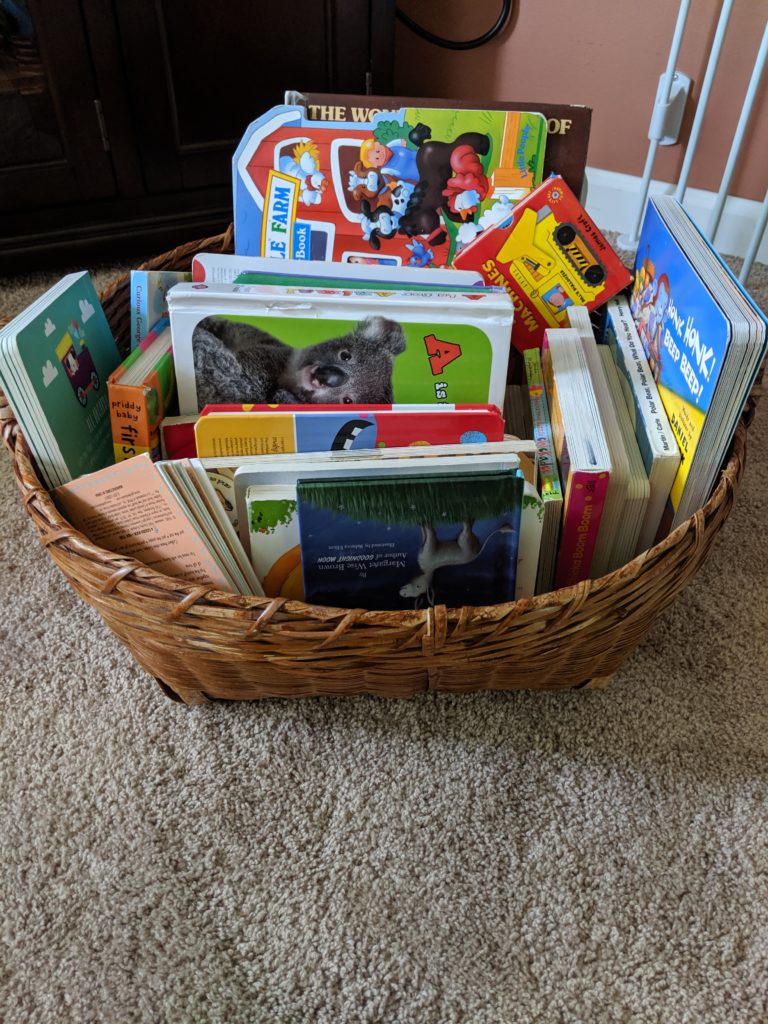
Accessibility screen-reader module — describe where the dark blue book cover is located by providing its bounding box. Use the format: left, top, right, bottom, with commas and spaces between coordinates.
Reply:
297, 470, 524, 610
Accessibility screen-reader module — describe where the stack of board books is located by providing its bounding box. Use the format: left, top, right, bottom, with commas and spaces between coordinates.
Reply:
566, 305, 650, 575
54, 441, 540, 609
602, 294, 681, 552
1, 95, 765, 614
107, 318, 175, 462
0, 272, 121, 488
541, 327, 612, 588
628, 195, 766, 532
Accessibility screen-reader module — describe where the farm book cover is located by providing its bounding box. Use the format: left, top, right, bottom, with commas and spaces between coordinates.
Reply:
454, 175, 631, 354
297, 470, 524, 611
233, 103, 547, 268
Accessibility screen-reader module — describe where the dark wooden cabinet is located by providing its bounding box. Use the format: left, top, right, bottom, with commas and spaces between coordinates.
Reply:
0, 0, 394, 272
0, 0, 116, 214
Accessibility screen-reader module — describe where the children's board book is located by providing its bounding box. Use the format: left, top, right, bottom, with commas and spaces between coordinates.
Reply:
167, 281, 513, 415
454, 175, 632, 355
159, 415, 198, 460
630, 196, 767, 529
108, 318, 175, 462
233, 103, 547, 268
193, 404, 506, 458
516, 476, 544, 600
155, 458, 263, 595
236, 434, 539, 601
191, 252, 483, 286
0, 272, 122, 488
296, 469, 525, 611
542, 327, 612, 588
130, 270, 191, 350
226, 443, 526, 554
602, 294, 681, 551
244, 483, 304, 600
522, 348, 564, 594
233, 271, 489, 294
290, 90, 592, 203
54, 453, 262, 596
566, 306, 649, 575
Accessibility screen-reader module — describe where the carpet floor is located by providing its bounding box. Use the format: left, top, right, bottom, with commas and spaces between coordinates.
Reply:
0, 245, 767, 1024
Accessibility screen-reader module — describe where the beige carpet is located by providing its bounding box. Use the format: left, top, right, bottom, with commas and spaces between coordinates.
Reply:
1, 248, 767, 1024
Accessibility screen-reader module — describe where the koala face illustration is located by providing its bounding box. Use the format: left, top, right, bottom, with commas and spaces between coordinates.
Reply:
192, 313, 407, 408
286, 316, 407, 404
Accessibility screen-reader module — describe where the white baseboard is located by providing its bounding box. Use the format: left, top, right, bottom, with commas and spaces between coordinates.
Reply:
584, 166, 768, 264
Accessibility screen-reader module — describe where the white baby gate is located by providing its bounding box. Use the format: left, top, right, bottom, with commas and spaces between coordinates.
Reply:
619, 0, 767, 286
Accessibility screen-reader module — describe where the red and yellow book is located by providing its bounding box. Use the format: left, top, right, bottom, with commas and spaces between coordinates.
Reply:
193, 403, 505, 459
454, 175, 631, 354
108, 318, 175, 462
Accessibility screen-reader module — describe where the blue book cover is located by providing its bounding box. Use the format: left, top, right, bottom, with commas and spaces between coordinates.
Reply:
130, 270, 191, 349
296, 469, 524, 610
629, 198, 732, 517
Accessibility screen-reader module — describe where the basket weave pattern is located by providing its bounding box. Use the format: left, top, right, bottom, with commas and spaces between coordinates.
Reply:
0, 228, 748, 703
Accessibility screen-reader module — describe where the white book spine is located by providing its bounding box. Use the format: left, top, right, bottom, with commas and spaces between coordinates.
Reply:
604, 295, 681, 551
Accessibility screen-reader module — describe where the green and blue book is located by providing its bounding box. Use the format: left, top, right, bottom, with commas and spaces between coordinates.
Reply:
296, 469, 525, 610
0, 272, 122, 488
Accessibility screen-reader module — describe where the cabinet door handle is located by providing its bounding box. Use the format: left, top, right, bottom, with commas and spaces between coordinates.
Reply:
94, 99, 110, 152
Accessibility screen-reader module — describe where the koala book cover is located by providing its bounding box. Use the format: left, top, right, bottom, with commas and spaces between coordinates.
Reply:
296, 470, 524, 611
454, 175, 632, 354
167, 282, 513, 415
233, 103, 547, 269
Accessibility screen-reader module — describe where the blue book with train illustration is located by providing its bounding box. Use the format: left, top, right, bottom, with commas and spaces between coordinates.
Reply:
296, 469, 524, 610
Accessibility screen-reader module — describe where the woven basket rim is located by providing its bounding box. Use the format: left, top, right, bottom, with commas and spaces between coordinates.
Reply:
0, 229, 748, 629
0, 374, 747, 628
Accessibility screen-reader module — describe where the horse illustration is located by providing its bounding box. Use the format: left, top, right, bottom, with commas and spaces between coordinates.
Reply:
399, 519, 513, 607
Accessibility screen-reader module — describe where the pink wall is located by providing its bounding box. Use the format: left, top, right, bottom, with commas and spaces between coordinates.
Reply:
393, 0, 768, 201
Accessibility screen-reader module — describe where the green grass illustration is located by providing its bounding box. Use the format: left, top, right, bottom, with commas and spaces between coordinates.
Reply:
299, 472, 520, 526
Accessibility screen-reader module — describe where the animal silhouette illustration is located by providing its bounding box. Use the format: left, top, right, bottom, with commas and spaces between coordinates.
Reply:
398, 130, 492, 239
192, 314, 406, 409
399, 518, 514, 607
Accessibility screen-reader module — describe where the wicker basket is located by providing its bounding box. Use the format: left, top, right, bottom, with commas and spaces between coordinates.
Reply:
0, 227, 751, 704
